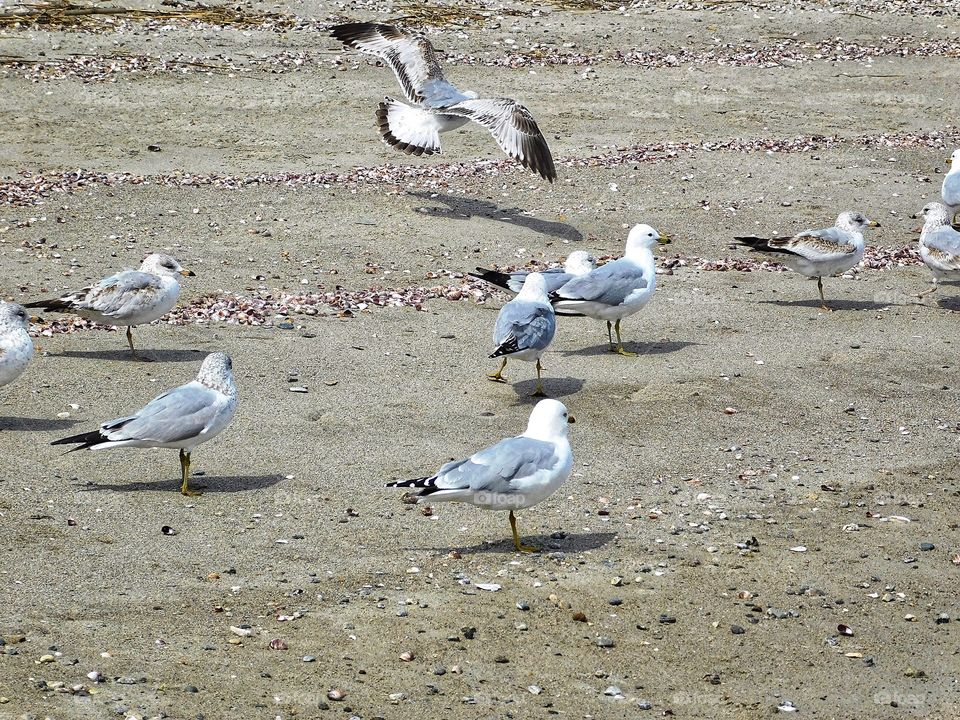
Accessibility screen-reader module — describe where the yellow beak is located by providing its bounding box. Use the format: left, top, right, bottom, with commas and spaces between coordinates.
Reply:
656, 235, 672, 245
567, 415, 576, 425
867, 220, 881, 228
181, 269, 196, 277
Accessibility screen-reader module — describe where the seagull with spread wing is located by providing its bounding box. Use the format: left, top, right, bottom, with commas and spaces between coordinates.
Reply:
25, 253, 194, 359
330, 22, 557, 182
734, 211, 879, 311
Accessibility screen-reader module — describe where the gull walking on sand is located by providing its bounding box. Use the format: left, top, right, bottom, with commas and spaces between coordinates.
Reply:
0, 303, 33, 390
488, 273, 556, 397
25, 253, 194, 359
549, 224, 669, 356
52, 352, 237, 496
734, 211, 878, 311
330, 22, 556, 182
471, 250, 596, 294
387, 399, 574, 553
913, 201, 960, 301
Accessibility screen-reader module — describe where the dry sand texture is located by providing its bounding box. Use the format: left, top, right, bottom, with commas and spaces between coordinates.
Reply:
1, 0, 960, 718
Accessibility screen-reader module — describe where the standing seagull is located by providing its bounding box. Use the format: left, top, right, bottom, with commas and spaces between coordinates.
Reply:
914, 201, 960, 300
734, 211, 878, 311
52, 352, 237, 496
943, 149, 960, 224
550, 224, 669, 356
330, 22, 556, 182
471, 250, 597, 295
488, 273, 556, 396
387, 399, 574, 553
0, 303, 34, 389
25, 253, 194, 359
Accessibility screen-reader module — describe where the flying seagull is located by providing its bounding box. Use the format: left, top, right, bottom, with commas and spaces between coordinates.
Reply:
734, 211, 878, 311
387, 399, 574, 553
52, 352, 237, 496
549, 224, 669, 356
0, 303, 33, 390
471, 250, 596, 295
26, 253, 194, 359
330, 22, 557, 182
488, 273, 556, 396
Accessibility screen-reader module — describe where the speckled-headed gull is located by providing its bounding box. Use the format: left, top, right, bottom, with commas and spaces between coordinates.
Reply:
26, 253, 194, 358
735, 211, 879, 311
52, 352, 237, 496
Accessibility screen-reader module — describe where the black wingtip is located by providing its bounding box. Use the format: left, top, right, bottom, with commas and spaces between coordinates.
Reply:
386, 476, 434, 490
51, 428, 103, 450
469, 268, 512, 291
490, 336, 521, 359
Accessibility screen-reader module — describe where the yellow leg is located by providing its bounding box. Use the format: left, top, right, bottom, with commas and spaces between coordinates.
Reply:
127, 326, 152, 361
817, 277, 832, 312
915, 281, 938, 300
606, 320, 616, 352
180, 449, 202, 496
613, 319, 637, 357
487, 357, 508, 383
531, 359, 546, 397
509, 510, 538, 553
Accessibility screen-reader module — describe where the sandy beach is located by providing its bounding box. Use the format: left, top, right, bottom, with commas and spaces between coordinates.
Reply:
1, 1, 960, 718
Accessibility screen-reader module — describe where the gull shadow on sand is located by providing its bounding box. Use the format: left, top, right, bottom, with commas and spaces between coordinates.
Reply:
508, 376, 586, 402
57, 349, 206, 363
79, 474, 286, 493
424, 531, 617, 555
0, 416, 77, 432
935, 296, 960, 312
562, 340, 698, 358
759, 298, 892, 311
408, 191, 583, 241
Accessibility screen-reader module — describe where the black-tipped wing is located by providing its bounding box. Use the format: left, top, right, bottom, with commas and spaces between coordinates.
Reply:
443, 98, 556, 182
331, 22, 458, 105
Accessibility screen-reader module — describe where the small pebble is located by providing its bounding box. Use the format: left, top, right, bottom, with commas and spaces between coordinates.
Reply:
731, 625, 745, 635
595, 636, 615, 648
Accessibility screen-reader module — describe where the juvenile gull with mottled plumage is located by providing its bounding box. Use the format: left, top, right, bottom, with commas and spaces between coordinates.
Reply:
914, 201, 960, 300
734, 211, 879, 311
26, 253, 194, 358
0, 302, 33, 390
330, 22, 556, 182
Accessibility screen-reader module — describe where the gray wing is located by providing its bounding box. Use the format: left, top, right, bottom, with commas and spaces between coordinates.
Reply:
79, 271, 165, 316
330, 22, 466, 106
493, 299, 555, 353
441, 98, 556, 182
553, 259, 647, 306
504, 268, 571, 294
769, 227, 856, 261
434, 436, 557, 494
101, 381, 222, 444
924, 227, 960, 270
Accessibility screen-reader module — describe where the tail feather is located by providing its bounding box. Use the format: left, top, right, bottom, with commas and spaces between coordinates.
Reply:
470, 268, 512, 289
51, 429, 104, 451
24, 298, 73, 311
386, 476, 445, 497
376, 98, 441, 157
490, 336, 521, 359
